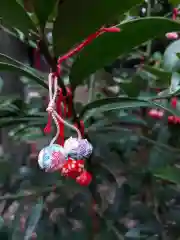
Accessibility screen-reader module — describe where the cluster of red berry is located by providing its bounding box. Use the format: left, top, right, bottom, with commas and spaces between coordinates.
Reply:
148, 97, 180, 124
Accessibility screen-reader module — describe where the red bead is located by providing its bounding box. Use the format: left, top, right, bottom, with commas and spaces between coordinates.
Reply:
76, 171, 92, 186
60, 159, 84, 179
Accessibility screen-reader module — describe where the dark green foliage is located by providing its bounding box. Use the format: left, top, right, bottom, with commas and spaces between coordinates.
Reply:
0, 0, 180, 239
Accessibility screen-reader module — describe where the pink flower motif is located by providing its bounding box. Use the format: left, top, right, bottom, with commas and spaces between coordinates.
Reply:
47, 151, 66, 172
165, 32, 178, 40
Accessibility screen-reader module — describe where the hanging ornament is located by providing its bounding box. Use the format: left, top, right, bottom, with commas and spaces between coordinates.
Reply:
38, 26, 120, 184
38, 73, 93, 172
38, 144, 66, 172
64, 137, 93, 160
38, 73, 80, 171
61, 159, 85, 179
76, 171, 92, 186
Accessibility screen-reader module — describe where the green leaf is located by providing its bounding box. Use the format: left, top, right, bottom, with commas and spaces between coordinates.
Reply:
148, 127, 172, 171
125, 228, 140, 239
163, 39, 180, 72
12, 200, 26, 240
81, 96, 180, 122
32, 0, 57, 27
79, 97, 151, 120
53, 0, 142, 55
121, 74, 148, 97
70, 18, 180, 88
154, 166, 180, 184
0, 117, 44, 128
168, 0, 179, 5
143, 65, 171, 84
176, 53, 180, 59
104, 183, 131, 220
170, 72, 180, 93
0, 0, 35, 35
24, 198, 43, 240
0, 77, 3, 93
0, 62, 47, 89
0, 161, 13, 182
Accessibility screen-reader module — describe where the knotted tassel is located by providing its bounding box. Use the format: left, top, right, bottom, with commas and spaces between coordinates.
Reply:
39, 74, 84, 171
44, 112, 52, 134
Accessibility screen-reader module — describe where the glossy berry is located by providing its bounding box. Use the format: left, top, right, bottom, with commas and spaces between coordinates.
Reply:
60, 159, 85, 179
171, 97, 178, 108
168, 116, 180, 124
166, 32, 178, 40
76, 171, 92, 186
148, 109, 164, 119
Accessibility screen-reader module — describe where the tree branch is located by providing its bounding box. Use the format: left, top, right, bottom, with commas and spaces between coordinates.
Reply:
0, 181, 63, 201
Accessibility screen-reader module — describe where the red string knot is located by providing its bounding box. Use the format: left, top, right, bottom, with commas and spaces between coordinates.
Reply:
52, 71, 59, 79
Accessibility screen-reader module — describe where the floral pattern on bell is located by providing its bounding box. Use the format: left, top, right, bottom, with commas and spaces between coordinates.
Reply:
38, 144, 66, 172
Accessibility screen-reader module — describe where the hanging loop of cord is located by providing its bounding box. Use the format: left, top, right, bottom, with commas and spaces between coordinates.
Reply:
46, 73, 82, 145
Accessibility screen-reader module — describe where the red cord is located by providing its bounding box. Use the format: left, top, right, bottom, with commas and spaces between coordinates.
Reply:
171, 97, 178, 108
55, 26, 119, 137
173, 8, 178, 20
45, 26, 120, 139
44, 112, 52, 133
66, 87, 73, 118
57, 27, 120, 67
56, 89, 65, 146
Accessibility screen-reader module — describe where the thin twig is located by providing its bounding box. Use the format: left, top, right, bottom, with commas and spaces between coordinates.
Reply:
0, 181, 63, 201
38, 36, 66, 94
146, 0, 152, 58
96, 209, 124, 240
88, 74, 96, 103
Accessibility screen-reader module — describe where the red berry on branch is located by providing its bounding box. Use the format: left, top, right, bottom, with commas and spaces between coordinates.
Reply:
171, 97, 178, 108
76, 171, 92, 186
148, 109, 164, 119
